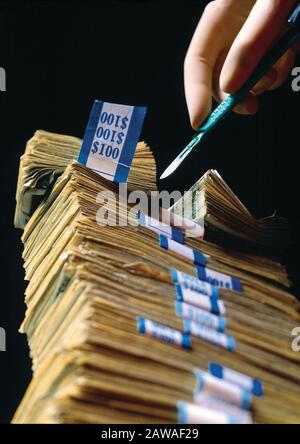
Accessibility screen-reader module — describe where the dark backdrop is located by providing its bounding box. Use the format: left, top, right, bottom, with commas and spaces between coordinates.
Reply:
0, 0, 299, 424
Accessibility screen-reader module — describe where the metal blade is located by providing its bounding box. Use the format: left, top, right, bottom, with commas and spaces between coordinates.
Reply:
160, 132, 204, 179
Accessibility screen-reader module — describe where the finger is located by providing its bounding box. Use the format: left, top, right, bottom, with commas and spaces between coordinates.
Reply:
212, 51, 258, 116
212, 57, 258, 116
213, 73, 258, 115
268, 48, 296, 90
220, 0, 297, 93
184, 55, 213, 130
184, 3, 224, 129
251, 68, 277, 95
212, 49, 230, 102
234, 93, 259, 115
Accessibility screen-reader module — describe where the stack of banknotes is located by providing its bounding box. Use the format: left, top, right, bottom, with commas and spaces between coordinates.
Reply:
171, 170, 290, 254
13, 131, 300, 424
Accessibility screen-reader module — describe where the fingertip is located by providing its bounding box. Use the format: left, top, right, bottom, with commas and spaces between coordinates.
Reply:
234, 93, 258, 115
187, 93, 212, 130
251, 68, 277, 95
190, 109, 209, 131
191, 118, 201, 132
220, 61, 259, 95
220, 61, 250, 94
220, 74, 238, 95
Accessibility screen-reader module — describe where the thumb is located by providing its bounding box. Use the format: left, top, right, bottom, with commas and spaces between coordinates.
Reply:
220, 0, 297, 93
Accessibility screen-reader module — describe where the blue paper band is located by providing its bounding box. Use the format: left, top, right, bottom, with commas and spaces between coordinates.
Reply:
175, 284, 183, 301
175, 301, 183, 317
227, 336, 236, 352
188, 324, 236, 351
196, 266, 206, 282
195, 266, 243, 292
218, 317, 227, 333
136, 317, 191, 349
114, 105, 147, 183
182, 313, 226, 334
178, 399, 241, 424
159, 236, 206, 266
170, 269, 179, 284
232, 277, 243, 292
253, 379, 264, 397
208, 362, 224, 379
193, 249, 206, 267
170, 269, 219, 298
159, 234, 169, 250
171, 228, 185, 244
194, 369, 252, 410
210, 296, 220, 315
138, 213, 185, 244
177, 402, 188, 424
208, 362, 264, 397
136, 316, 146, 334
78, 100, 146, 183
194, 369, 205, 391
182, 333, 192, 349
183, 320, 191, 333
240, 389, 252, 410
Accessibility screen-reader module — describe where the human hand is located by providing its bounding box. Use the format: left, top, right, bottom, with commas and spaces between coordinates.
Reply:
184, 0, 299, 129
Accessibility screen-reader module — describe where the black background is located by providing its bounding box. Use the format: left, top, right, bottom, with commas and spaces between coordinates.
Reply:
0, 0, 299, 424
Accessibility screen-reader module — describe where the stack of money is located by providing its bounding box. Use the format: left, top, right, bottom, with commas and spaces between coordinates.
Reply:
14, 130, 156, 229
171, 170, 290, 255
13, 131, 300, 424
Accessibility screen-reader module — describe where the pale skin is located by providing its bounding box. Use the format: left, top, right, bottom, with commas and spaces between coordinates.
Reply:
184, 0, 300, 130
